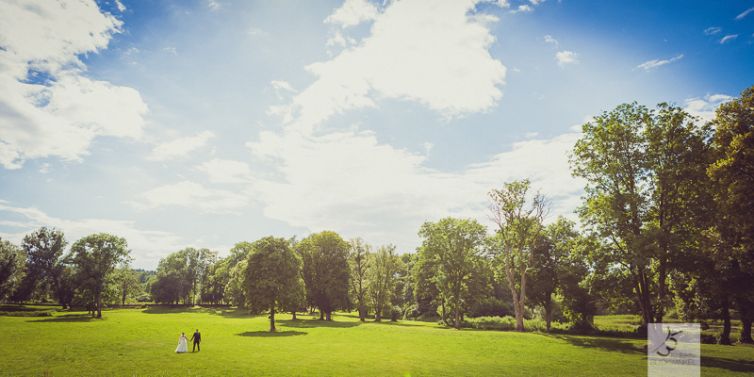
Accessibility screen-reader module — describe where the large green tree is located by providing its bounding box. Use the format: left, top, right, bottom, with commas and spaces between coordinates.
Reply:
13, 227, 67, 303
245, 236, 303, 332
418, 217, 486, 329
349, 238, 371, 321
69, 233, 130, 318
0, 238, 25, 301
488, 179, 547, 332
708, 86, 754, 344
296, 231, 350, 320
367, 245, 400, 321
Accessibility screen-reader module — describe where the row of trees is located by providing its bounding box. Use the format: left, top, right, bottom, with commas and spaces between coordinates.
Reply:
1, 86, 751, 341
0, 229, 134, 317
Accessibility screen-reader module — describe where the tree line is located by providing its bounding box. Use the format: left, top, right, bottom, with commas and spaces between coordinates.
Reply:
1, 85, 752, 341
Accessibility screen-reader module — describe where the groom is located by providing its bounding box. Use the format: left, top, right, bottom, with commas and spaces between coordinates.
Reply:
190, 329, 201, 352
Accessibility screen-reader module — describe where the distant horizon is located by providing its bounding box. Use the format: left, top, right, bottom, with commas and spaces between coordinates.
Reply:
2, 0, 754, 269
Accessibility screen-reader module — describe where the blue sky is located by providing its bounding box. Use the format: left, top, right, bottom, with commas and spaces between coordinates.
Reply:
1, 0, 753, 268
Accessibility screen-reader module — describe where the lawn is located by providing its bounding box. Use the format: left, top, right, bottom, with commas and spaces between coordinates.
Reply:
0, 307, 752, 376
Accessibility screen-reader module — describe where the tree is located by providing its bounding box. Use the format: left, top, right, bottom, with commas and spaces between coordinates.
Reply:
13, 227, 66, 303
645, 103, 714, 322
112, 267, 141, 306
412, 251, 440, 318
488, 179, 547, 332
244, 236, 303, 332
349, 238, 371, 321
69, 233, 130, 318
202, 257, 230, 305
367, 245, 400, 321
708, 85, 754, 344
571, 103, 658, 327
296, 231, 350, 321
0, 238, 25, 301
526, 235, 557, 331
418, 217, 486, 329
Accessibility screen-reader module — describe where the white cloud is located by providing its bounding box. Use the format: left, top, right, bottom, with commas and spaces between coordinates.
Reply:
0, 0, 149, 169
0, 200, 184, 269
704, 26, 721, 35
134, 181, 250, 214
720, 34, 738, 44
555, 50, 579, 65
115, 0, 126, 12
494, 0, 511, 8
246, 129, 583, 250
511, 5, 534, 14
325, 0, 379, 28
735, 7, 754, 20
207, 0, 222, 11
684, 94, 733, 123
544, 34, 559, 46
197, 159, 253, 184
148, 131, 215, 161
275, 0, 506, 131
636, 54, 684, 71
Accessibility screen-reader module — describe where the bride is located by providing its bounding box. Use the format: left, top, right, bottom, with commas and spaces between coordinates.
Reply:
176, 332, 188, 353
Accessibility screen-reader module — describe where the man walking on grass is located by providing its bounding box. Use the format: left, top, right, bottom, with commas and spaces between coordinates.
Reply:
190, 329, 201, 352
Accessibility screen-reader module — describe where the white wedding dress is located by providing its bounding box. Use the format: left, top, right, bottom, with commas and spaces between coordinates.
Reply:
176, 335, 188, 353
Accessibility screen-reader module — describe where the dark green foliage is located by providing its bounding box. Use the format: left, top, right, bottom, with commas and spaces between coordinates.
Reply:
296, 231, 350, 320
244, 236, 304, 331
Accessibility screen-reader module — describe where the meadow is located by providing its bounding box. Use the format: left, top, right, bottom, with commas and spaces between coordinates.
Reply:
1, 306, 753, 376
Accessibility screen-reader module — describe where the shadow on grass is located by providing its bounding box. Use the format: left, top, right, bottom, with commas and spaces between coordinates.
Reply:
701, 354, 754, 373
551, 334, 644, 355
554, 334, 754, 374
237, 330, 306, 337
278, 319, 360, 329
0, 305, 52, 312
27, 314, 96, 323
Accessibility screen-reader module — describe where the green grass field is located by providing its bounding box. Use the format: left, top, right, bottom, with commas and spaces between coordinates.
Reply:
1, 307, 752, 376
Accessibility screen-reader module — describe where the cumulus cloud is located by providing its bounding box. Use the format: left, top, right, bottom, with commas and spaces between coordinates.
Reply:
684, 94, 733, 123
0, 0, 149, 169
0, 200, 184, 269
196, 158, 253, 184
544, 34, 559, 46
243, 0, 583, 251
247, 128, 583, 249
325, 0, 379, 28
636, 54, 684, 71
274, 0, 506, 131
134, 181, 250, 214
555, 50, 579, 66
148, 131, 215, 161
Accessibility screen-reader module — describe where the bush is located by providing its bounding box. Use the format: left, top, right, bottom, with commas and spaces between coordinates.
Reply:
463, 316, 517, 331
0, 310, 54, 317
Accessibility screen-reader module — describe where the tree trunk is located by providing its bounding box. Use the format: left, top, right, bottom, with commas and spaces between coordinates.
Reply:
720, 299, 732, 345
325, 311, 332, 321
291, 310, 297, 320
515, 301, 525, 332
737, 298, 753, 343
269, 305, 276, 332
319, 310, 324, 320
656, 255, 667, 323
375, 307, 382, 322
359, 304, 366, 322
96, 290, 102, 318
544, 298, 552, 332
741, 318, 753, 344
454, 307, 461, 329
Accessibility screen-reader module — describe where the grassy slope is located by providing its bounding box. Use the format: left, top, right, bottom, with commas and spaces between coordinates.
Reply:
0, 308, 752, 376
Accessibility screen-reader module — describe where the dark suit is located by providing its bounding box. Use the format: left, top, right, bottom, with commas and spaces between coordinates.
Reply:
190, 331, 201, 352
